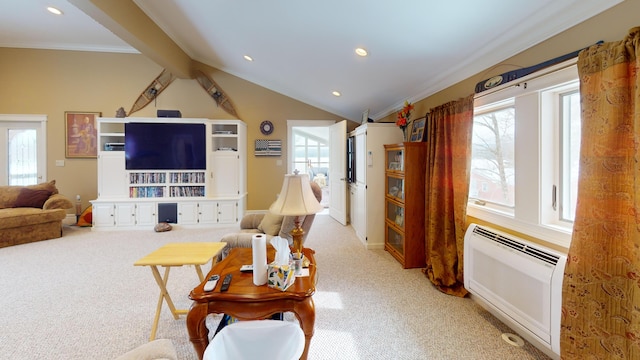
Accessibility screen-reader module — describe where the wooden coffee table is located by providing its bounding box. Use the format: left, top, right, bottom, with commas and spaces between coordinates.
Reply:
187, 247, 318, 360
134, 242, 227, 340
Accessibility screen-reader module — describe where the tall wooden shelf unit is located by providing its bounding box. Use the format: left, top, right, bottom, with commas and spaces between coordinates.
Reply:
92, 117, 246, 230
384, 142, 428, 268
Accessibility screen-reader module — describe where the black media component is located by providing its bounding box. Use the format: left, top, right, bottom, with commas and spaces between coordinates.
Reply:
157, 203, 177, 223
125, 122, 206, 170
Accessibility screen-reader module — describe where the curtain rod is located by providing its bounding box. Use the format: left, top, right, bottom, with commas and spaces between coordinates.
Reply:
474, 57, 577, 100
474, 40, 602, 98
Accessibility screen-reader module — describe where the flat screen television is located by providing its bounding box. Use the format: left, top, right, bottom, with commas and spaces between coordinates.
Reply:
125, 122, 206, 170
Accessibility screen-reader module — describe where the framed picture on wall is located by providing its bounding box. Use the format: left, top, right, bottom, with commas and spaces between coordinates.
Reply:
65, 111, 101, 158
409, 116, 427, 142
361, 109, 370, 124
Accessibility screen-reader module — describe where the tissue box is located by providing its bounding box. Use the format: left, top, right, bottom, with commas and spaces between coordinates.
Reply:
267, 262, 295, 291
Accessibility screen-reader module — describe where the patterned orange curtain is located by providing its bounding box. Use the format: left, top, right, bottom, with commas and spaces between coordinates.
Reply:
561, 27, 640, 359
423, 94, 474, 297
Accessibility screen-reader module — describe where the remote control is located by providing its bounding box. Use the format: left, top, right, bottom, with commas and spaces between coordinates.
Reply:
220, 273, 232, 292
203, 274, 220, 292
240, 264, 253, 272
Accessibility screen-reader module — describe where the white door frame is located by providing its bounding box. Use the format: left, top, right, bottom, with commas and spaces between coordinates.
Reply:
0, 114, 47, 185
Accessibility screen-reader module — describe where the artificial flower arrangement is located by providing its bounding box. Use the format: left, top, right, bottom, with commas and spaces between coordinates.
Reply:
396, 101, 414, 139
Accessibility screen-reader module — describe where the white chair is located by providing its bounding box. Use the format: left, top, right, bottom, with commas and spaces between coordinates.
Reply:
203, 320, 305, 360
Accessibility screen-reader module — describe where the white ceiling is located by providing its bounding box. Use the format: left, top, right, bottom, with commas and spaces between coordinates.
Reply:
0, 0, 620, 121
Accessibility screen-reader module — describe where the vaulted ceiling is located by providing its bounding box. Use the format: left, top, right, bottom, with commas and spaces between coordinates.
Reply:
0, 0, 621, 121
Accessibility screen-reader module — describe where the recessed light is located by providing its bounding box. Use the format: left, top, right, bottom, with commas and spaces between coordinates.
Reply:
47, 6, 63, 15
355, 48, 368, 57
243, 55, 253, 62
332, 91, 341, 97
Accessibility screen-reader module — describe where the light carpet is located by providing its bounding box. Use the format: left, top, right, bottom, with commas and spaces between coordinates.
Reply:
0, 214, 550, 359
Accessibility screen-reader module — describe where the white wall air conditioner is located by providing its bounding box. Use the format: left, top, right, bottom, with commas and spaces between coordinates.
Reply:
464, 223, 567, 359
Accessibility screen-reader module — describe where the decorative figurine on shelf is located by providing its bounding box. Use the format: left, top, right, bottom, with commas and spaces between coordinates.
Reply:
115, 107, 126, 118
396, 101, 414, 141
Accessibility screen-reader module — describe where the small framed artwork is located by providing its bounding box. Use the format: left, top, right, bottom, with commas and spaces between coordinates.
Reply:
255, 139, 282, 156
409, 115, 427, 142
361, 109, 370, 124
65, 111, 101, 158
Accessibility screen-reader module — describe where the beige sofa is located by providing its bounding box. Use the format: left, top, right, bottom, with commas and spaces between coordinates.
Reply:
0, 180, 73, 248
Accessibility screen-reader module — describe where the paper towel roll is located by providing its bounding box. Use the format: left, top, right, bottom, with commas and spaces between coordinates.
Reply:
252, 234, 267, 286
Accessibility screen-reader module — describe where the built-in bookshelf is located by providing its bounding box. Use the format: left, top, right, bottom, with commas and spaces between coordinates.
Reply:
128, 171, 206, 198
130, 172, 167, 184
169, 172, 206, 184
130, 186, 165, 198
169, 186, 205, 197
94, 117, 247, 230
98, 119, 125, 152
212, 123, 239, 151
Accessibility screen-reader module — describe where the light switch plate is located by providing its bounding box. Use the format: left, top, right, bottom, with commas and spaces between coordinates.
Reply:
55, 160, 65, 167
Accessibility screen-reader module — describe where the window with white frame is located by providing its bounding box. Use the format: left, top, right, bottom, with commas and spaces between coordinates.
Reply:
470, 99, 515, 212
0, 115, 47, 186
8, 129, 38, 185
468, 60, 580, 248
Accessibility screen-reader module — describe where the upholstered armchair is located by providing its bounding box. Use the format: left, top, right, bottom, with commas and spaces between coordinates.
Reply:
218, 182, 322, 259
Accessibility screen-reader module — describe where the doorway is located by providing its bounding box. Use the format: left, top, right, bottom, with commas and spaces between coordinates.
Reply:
286, 120, 348, 225
288, 122, 331, 209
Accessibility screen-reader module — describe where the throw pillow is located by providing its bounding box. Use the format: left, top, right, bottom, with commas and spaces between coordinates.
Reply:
28, 180, 58, 195
0, 180, 58, 209
76, 205, 93, 227
14, 188, 52, 208
257, 211, 284, 236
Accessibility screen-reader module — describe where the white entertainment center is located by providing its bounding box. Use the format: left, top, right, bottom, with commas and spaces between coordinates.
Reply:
91, 117, 246, 230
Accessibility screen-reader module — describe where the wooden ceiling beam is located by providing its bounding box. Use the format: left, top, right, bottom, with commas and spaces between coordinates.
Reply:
68, 0, 193, 79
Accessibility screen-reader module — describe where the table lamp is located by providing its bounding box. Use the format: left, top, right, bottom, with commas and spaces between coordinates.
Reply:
270, 170, 323, 257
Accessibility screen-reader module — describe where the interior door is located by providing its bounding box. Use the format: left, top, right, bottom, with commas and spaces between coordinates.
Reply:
329, 120, 347, 225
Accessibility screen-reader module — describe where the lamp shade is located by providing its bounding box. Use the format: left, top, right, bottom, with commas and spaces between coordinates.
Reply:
270, 173, 323, 215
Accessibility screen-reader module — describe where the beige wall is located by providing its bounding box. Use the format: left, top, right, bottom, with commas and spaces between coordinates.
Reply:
377, 0, 639, 251
0, 48, 344, 211
2, 0, 637, 222
380, 0, 639, 125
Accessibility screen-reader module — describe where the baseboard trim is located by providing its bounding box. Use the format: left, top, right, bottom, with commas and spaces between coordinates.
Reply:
63, 214, 77, 226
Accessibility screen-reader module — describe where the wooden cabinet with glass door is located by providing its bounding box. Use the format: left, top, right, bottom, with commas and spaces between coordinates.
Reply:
384, 143, 428, 268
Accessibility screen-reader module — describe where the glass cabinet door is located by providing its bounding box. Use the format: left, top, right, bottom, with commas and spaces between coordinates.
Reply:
386, 200, 404, 229
386, 224, 404, 256
386, 175, 404, 201
386, 148, 404, 172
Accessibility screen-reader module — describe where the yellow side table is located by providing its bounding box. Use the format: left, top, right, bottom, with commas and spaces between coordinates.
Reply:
134, 242, 227, 340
